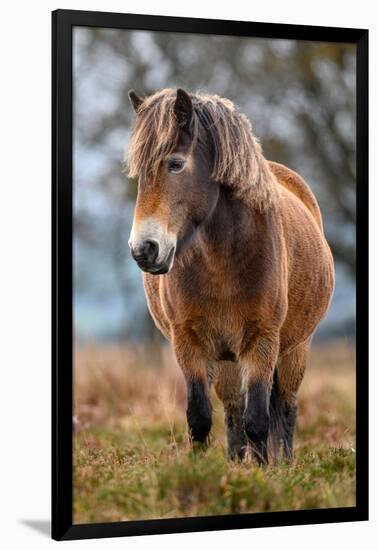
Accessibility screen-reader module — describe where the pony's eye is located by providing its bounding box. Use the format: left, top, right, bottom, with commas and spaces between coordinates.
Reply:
167, 158, 185, 174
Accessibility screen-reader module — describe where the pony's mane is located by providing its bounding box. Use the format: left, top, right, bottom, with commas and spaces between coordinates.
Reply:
126, 88, 278, 210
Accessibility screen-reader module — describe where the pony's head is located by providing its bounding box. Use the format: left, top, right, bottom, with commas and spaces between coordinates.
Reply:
126, 88, 277, 274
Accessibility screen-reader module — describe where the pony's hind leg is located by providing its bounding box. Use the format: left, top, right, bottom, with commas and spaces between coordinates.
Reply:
214, 361, 247, 460
275, 340, 309, 460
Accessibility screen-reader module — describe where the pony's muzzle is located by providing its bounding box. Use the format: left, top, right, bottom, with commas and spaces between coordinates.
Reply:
129, 217, 177, 274
130, 239, 175, 275
131, 239, 159, 264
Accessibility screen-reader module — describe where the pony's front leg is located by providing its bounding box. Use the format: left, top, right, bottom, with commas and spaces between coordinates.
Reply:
173, 333, 212, 445
241, 334, 279, 465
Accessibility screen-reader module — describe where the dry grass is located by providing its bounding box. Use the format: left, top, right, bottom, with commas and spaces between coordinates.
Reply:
73, 341, 356, 524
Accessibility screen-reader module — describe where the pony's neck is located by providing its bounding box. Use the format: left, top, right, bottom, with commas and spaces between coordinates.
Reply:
175, 184, 277, 300
197, 185, 267, 265
176, 182, 277, 280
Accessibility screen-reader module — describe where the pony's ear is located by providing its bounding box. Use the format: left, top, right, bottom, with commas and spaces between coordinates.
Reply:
128, 90, 143, 113
174, 88, 192, 129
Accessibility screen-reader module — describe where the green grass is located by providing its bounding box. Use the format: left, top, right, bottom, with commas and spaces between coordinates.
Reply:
73, 342, 356, 523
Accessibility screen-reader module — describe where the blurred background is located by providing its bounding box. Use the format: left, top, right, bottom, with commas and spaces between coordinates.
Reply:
73, 27, 356, 344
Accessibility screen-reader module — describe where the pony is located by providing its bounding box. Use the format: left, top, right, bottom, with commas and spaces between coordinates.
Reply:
126, 87, 334, 464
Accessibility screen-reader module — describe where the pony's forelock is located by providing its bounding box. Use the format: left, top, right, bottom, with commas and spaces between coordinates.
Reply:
126, 88, 278, 210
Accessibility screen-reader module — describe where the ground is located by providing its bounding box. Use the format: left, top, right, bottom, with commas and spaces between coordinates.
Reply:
73, 342, 356, 524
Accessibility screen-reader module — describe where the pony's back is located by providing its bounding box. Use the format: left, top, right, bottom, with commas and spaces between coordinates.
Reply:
269, 161, 324, 232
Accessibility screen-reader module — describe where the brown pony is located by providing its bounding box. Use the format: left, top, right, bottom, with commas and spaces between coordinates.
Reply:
126, 88, 334, 464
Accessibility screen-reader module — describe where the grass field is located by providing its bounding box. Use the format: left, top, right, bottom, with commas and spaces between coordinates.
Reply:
73, 342, 356, 524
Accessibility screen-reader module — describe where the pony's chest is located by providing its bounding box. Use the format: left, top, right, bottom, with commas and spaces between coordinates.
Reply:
157, 265, 263, 359
182, 305, 248, 362
177, 257, 258, 304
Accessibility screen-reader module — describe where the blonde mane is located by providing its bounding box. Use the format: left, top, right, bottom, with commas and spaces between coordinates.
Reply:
126, 88, 278, 210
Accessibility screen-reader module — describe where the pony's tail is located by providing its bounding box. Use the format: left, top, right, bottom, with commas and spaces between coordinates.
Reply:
268, 370, 287, 462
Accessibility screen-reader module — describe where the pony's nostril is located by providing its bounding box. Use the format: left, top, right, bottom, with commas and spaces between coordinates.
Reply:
131, 240, 160, 265
144, 240, 159, 263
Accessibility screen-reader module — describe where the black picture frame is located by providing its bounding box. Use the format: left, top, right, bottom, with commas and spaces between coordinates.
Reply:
52, 8, 369, 541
